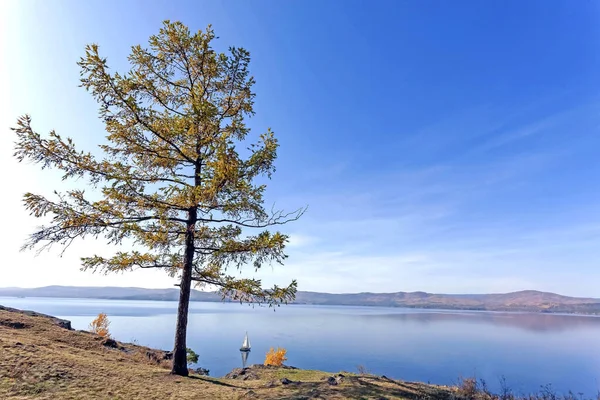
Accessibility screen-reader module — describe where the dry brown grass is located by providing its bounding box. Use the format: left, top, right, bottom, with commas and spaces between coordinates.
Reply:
0, 307, 454, 399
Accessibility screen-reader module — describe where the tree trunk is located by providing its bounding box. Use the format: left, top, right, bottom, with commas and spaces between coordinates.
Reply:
171, 207, 197, 376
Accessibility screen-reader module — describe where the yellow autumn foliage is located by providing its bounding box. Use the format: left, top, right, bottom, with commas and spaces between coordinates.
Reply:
264, 347, 287, 367
89, 313, 111, 338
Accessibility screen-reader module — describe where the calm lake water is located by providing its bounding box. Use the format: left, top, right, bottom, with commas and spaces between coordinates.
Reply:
1, 297, 599, 395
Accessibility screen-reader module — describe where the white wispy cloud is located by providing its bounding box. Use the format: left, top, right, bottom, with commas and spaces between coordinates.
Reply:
286, 233, 319, 248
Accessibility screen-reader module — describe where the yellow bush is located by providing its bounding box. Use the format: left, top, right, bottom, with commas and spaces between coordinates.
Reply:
89, 313, 111, 338
264, 347, 287, 366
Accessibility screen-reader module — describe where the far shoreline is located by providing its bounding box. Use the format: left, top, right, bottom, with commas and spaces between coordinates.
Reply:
2, 295, 600, 317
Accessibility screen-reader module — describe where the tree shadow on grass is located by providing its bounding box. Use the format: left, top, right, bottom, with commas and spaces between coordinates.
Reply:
188, 375, 247, 389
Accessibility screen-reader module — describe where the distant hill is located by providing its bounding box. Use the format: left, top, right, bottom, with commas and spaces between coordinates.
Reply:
1, 286, 599, 314
293, 290, 600, 314
0, 286, 221, 302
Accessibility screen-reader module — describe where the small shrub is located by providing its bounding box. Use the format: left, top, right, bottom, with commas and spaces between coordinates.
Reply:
186, 347, 199, 366
499, 375, 514, 400
457, 376, 478, 398
356, 364, 369, 375
539, 384, 558, 400
480, 379, 493, 397
451, 375, 597, 400
264, 347, 287, 366
89, 313, 111, 338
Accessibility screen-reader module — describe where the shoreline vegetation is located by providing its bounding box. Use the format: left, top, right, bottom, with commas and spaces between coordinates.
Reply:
1, 305, 598, 399
1, 286, 600, 315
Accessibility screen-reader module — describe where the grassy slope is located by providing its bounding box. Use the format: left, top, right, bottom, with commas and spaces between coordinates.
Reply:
0, 308, 453, 400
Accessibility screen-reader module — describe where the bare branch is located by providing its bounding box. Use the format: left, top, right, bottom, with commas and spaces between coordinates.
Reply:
198, 207, 306, 227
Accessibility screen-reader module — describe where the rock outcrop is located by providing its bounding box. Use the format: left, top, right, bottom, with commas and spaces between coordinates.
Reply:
0, 305, 72, 330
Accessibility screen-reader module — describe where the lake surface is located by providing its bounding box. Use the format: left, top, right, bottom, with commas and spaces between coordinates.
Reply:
1, 297, 599, 395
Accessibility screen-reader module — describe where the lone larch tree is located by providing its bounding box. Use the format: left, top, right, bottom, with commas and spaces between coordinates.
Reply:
12, 21, 303, 376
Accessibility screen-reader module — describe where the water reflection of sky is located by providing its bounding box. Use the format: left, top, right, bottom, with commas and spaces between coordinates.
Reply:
1, 297, 599, 395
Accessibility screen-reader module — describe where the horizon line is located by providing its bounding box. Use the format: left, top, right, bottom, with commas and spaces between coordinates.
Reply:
0, 285, 596, 300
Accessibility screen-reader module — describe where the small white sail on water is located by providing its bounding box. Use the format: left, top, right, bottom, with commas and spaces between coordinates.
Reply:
240, 331, 251, 352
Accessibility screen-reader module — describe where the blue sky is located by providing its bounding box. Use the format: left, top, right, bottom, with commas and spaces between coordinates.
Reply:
1, 0, 600, 296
